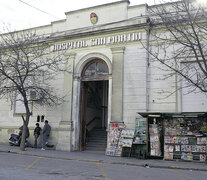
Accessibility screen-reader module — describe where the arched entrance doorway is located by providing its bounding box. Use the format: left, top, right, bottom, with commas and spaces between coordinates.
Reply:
80, 59, 109, 151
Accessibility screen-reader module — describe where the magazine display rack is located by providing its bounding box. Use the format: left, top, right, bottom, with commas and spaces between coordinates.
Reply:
133, 118, 147, 157
149, 124, 162, 156
164, 118, 207, 162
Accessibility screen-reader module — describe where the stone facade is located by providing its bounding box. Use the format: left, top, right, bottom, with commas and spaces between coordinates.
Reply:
0, 0, 206, 151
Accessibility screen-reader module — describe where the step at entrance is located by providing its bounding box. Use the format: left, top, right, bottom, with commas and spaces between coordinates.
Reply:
86, 128, 107, 151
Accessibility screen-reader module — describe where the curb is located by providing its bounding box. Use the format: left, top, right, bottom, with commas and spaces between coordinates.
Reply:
2, 149, 206, 172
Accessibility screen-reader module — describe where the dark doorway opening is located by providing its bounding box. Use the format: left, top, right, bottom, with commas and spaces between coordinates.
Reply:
80, 80, 108, 151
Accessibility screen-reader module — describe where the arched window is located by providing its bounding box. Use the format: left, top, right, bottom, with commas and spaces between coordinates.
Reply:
82, 60, 109, 81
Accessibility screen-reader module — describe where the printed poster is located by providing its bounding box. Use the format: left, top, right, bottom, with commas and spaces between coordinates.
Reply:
164, 152, 173, 160
175, 145, 180, 152
181, 153, 193, 161
200, 154, 206, 162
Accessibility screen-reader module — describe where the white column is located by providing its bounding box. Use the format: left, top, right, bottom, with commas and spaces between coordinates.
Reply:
56, 53, 76, 151
107, 76, 112, 127
71, 77, 81, 151
111, 47, 125, 122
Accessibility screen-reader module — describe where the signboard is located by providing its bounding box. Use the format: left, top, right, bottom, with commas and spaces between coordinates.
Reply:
51, 32, 142, 51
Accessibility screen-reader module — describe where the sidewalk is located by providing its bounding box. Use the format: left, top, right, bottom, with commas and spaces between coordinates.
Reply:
0, 143, 206, 171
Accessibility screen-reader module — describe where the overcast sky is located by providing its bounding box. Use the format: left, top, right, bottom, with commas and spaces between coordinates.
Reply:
0, 0, 165, 32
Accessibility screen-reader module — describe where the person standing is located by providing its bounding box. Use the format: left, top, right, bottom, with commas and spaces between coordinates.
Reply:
34, 123, 41, 148
41, 120, 51, 150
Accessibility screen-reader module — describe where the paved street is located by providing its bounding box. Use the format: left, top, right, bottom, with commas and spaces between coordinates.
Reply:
0, 152, 207, 180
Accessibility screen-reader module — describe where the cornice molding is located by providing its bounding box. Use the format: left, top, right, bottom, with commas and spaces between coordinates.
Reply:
47, 17, 148, 43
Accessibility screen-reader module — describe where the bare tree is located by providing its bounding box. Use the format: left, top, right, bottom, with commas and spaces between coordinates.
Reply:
0, 29, 68, 150
146, 0, 207, 96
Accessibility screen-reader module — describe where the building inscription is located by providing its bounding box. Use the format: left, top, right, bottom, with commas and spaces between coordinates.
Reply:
51, 32, 142, 52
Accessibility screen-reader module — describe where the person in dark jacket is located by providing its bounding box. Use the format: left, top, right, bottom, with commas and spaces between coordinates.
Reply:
41, 120, 51, 150
34, 123, 41, 148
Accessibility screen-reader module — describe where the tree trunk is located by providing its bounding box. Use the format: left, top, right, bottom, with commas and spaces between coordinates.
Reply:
20, 109, 30, 151
20, 120, 26, 151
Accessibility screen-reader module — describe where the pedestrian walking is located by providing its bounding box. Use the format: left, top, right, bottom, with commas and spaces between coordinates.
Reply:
41, 120, 51, 150
34, 123, 41, 148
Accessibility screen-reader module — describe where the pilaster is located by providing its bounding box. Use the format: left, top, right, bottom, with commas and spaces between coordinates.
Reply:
111, 46, 125, 122
56, 53, 76, 151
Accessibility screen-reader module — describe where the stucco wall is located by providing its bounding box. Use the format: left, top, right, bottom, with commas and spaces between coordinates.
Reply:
123, 44, 147, 129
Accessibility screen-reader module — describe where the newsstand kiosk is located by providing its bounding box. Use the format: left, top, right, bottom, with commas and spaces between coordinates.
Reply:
138, 112, 207, 162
